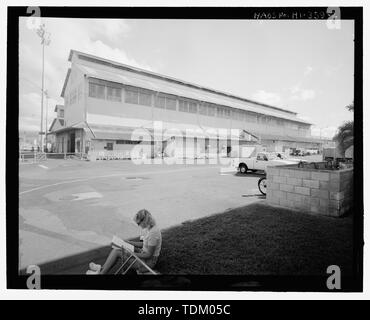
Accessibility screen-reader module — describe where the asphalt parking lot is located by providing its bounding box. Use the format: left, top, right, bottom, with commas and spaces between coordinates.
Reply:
19, 159, 266, 269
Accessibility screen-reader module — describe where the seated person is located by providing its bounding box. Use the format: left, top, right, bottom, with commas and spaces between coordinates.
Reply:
87, 209, 162, 274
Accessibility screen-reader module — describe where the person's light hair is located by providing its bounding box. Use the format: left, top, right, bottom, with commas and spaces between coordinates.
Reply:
135, 209, 156, 228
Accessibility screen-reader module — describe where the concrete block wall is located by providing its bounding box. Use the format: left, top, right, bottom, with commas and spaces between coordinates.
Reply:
266, 165, 353, 217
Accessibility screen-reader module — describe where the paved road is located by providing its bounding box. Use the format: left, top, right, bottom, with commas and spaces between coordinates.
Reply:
19, 159, 264, 269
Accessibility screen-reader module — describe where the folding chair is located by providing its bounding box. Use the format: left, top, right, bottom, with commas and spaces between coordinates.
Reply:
114, 246, 157, 275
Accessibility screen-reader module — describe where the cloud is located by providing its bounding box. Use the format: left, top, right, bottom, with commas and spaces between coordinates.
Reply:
252, 90, 282, 106
304, 66, 313, 77
289, 85, 316, 101
80, 40, 155, 72
19, 18, 156, 131
90, 19, 131, 43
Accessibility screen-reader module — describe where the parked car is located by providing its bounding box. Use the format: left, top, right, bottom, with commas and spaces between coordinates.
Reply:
232, 152, 298, 174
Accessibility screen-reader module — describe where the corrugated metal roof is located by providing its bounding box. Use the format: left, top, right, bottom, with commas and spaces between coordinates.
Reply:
76, 63, 311, 125
69, 49, 298, 116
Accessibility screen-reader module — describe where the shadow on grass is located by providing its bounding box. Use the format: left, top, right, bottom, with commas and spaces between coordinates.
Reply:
156, 202, 354, 276
21, 202, 354, 278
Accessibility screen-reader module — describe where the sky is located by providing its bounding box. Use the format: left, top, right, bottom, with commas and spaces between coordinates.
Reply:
19, 18, 355, 138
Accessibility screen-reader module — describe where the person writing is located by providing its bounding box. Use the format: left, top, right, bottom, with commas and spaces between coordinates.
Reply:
87, 209, 162, 274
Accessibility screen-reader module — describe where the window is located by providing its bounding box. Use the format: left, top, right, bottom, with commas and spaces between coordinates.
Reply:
154, 95, 165, 108
207, 104, 216, 116
224, 108, 230, 118
231, 110, 238, 120
258, 115, 267, 124
189, 101, 197, 113
199, 103, 207, 115
165, 96, 177, 110
107, 86, 122, 102
216, 106, 224, 118
125, 88, 139, 104
139, 90, 152, 106
59, 109, 64, 118
247, 113, 257, 123
240, 111, 246, 121
105, 142, 113, 150
89, 83, 105, 99
179, 100, 189, 112
116, 140, 141, 144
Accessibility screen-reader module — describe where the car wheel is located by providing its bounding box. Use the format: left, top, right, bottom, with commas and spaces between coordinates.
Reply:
239, 164, 248, 174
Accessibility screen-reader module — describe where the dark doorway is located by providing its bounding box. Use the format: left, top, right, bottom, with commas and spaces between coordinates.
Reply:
106, 142, 113, 151
70, 132, 75, 153
227, 146, 232, 157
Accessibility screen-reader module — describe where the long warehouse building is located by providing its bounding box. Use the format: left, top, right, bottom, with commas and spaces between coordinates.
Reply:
50, 50, 324, 159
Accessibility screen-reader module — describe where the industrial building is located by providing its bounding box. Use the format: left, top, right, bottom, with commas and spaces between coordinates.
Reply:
49, 50, 324, 160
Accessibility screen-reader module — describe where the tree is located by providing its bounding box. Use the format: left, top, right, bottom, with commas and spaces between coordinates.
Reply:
333, 103, 354, 156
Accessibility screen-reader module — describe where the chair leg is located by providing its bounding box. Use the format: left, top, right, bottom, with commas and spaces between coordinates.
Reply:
114, 255, 133, 275
121, 258, 138, 275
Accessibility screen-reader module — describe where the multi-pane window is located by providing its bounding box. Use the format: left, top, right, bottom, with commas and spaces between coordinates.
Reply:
198, 103, 208, 115
89, 83, 105, 99
207, 103, 216, 116
239, 110, 245, 121
216, 106, 224, 118
189, 101, 197, 113
179, 100, 189, 112
138, 90, 152, 106
291, 123, 298, 130
224, 108, 230, 118
154, 95, 166, 108
247, 112, 257, 123
231, 110, 239, 120
165, 96, 177, 110
259, 116, 267, 124
107, 86, 122, 102
125, 88, 139, 104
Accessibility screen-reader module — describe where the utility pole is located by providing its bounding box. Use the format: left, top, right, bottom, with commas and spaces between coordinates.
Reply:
36, 24, 51, 152
44, 90, 49, 152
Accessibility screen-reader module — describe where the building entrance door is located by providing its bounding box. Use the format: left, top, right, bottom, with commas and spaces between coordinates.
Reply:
70, 132, 75, 153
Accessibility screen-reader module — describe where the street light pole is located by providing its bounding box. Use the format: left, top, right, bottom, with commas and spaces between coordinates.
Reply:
44, 90, 49, 152
40, 40, 45, 151
36, 24, 51, 152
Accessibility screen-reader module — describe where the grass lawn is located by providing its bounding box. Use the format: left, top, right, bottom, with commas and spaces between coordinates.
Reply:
155, 202, 354, 275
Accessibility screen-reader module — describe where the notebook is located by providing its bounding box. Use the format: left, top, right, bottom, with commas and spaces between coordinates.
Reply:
112, 235, 134, 252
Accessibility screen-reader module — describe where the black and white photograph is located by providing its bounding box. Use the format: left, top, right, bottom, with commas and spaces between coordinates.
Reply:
3, 3, 366, 297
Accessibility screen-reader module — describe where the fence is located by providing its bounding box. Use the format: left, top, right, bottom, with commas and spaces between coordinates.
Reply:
19, 152, 88, 163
